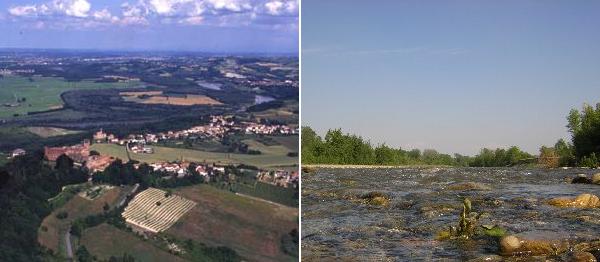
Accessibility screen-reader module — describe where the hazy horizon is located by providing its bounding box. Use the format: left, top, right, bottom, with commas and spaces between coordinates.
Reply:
0, 0, 298, 53
302, 0, 600, 156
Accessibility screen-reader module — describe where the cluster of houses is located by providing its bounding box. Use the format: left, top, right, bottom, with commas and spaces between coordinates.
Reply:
149, 161, 226, 180
92, 115, 297, 147
44, 139, 91, 163
0, 68, 35, 76
257, 170, 299, 188
244, 122, 297, 135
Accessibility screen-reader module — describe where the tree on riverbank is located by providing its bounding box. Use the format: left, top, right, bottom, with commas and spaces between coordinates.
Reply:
567, 103, 600, 167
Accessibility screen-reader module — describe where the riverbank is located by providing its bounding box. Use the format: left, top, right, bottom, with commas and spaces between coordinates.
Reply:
302, 164, 453, 169
301, 164, 594, 171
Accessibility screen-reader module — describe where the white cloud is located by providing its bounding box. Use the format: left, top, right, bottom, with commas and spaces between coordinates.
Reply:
263, 0, 296, 15
9, 0, 91, 18
264, 1, 283, 15
179, 16, 203, 25
54, 0, 91, 17
92, 9, 118, 22
207, 0, 251, 12
8, 5, 40, 16
7, 0, 298, 29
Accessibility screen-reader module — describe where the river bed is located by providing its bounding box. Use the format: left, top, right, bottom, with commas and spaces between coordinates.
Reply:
301, 167, 600, 261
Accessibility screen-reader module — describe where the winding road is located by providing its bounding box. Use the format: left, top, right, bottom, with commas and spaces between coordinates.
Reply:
65, 227, 73, 260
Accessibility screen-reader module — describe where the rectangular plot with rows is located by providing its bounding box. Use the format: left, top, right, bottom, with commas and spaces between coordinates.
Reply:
122, 188, 196, 233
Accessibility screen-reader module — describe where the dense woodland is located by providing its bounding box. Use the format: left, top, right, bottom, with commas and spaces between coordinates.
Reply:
0, 151, 87, 261
302, 102, 600, 168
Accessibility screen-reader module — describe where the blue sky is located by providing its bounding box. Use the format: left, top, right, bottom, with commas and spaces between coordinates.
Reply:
302, 0, 600, 155
0, 0, 298, 52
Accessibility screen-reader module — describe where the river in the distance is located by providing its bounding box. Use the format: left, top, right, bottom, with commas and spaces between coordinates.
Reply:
301, 167, 600, 261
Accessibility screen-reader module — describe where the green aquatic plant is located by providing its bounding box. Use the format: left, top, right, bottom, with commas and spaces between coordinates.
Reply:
436, 198, 507, 241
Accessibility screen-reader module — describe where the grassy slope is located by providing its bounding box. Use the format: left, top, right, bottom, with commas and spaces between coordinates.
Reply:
91, 143, 297, 170
38, 186, 124, 255
0, 76, 137, 118
168, 184, 298, 262
80, 223, 184, 262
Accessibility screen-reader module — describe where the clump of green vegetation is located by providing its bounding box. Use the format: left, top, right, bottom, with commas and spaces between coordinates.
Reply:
55, 211, 68, 220
360, 191, 391, 207
437, 198, 506, 240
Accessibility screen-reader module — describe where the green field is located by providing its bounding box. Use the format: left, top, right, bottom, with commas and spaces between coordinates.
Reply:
0, 153, 7, 166
38, 185, 126, 256
80, 223, 184, 262
91, 143, 297, 170
0, 76, 139, 118
169, 184, 298, 262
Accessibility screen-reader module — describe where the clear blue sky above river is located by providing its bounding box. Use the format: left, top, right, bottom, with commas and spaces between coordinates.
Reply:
0, 0, 298, 53
302, 0, 600, 155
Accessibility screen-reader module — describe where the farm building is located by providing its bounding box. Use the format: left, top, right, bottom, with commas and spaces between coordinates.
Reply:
44, 139, 90, 162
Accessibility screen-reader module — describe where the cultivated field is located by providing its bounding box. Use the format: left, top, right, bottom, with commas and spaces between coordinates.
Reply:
168, 184, 298, 262
120, 91, 222, 105
122, 188, 196, 233
0, 76, 137, 118
80, 223, 185, 262
243, 139, 291, 156
271, 135, 299, 152
26, 126, 81, 138
38, 185, 125, 254
91, 143, 297, 170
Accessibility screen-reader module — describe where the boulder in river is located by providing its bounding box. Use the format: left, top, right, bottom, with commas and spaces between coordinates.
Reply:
499, 234, 569, 256
592, 173, 600, 184
548, 193, 600, 208
446, 182, 491, 191
572, 174, 593, 184
569, 251, 597, 262
360, 191, 391, 207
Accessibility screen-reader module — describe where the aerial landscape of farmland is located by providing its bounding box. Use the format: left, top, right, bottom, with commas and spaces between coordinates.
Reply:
0, 49, 299, 261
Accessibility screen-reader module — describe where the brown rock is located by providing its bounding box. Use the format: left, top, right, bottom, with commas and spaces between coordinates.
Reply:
500, 235, 522, 254
548, 194, 600, 208
499, 234, 569, 256
446, 182, 491, 191
570, 251, 597, 262
592, 173, 600, 184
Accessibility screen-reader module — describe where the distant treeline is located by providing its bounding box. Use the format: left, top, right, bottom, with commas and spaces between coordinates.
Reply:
302, 127, 533, 167
302, 102, 600, 168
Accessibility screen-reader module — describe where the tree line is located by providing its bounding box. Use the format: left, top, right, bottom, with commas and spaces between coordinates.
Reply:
302, 102, 600, 168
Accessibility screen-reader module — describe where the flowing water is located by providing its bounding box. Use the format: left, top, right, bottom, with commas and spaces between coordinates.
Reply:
301, 167, 600, 261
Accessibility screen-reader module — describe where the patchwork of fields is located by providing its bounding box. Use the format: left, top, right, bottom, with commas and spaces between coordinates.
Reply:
121, 91, 223, 105
0, 76, 138, 118
91, 142, 298, 170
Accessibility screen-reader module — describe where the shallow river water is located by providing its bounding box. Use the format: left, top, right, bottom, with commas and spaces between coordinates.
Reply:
301, 167, 600, 261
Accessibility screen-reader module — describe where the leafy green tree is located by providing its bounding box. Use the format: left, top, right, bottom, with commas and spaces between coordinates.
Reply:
567, 103, 600, 162
76, 245, 93, 262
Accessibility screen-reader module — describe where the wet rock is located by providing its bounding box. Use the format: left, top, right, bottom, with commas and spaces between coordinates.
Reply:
466, 254, 503, 262
570, 251, 597, 262
360, 191, 391, 207
548, 193, 600, 208
593, 173, 600, 184
573, 174, 593, 184
446, 182, 491, 191
499, 234, 569, 256
499, 235, 522, 254
419, 204, 456, 218
301, 166, 317, 173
